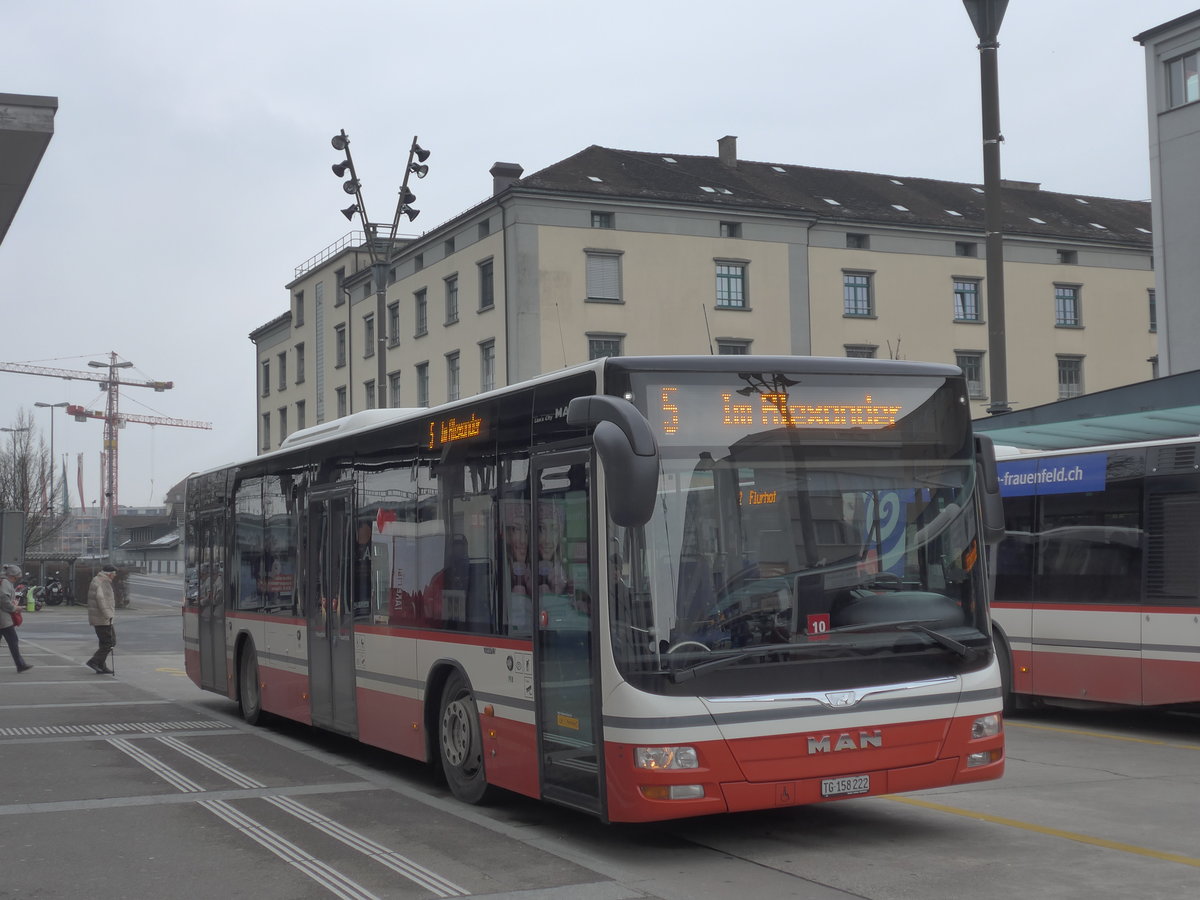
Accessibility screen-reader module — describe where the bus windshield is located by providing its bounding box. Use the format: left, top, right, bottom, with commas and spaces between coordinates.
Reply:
610, 370, 990, 696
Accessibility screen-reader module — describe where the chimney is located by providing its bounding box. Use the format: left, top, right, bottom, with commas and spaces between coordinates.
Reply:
718, 135, 738, 168
490, 162, 524, 195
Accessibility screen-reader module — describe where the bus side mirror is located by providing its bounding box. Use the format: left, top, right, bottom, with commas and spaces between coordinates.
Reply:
974, 434, 1006, 545
568, 396, 660, 527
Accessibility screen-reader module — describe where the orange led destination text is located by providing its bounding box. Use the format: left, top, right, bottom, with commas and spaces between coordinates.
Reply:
722, 392, 901, 428
427, 412, 484, 448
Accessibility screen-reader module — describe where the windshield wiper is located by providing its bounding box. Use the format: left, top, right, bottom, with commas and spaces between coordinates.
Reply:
827, 619, 975, 658
669, 640, 841, 683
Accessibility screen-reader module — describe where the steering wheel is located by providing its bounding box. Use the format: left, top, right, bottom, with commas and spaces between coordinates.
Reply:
667, 640, 711, 653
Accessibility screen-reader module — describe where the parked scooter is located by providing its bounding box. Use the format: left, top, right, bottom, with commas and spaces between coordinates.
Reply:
43, 570, 68, 606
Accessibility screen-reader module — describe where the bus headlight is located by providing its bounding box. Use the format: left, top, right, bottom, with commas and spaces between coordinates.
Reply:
971, 714, 1000, 739
634, 746, 699, 769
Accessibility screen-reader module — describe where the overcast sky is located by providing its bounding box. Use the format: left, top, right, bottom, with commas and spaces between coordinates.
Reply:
0, 0, 1192, 508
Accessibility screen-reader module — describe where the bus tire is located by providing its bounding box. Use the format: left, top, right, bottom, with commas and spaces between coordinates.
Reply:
993, 629, 1016, 717
238, 643, 263, 726
438, 670, 492, 805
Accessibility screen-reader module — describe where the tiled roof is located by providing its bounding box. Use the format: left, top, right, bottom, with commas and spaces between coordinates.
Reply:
517, 145, 1151, 245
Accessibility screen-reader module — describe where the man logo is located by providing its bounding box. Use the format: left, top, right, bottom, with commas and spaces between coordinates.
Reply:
824, 691, 858, 707
807, 730, 883, 754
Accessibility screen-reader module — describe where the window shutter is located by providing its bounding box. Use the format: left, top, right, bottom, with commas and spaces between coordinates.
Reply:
586, 254, 620, 300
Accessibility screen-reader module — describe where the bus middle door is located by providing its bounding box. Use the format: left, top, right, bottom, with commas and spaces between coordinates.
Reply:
197, 512, 228, 695
305, 486, 359, 737
532, 453, 603, 815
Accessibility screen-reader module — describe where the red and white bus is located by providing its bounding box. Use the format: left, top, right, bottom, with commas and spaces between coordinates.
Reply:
993, 437, 1200, 709
184, 355, 1005, 822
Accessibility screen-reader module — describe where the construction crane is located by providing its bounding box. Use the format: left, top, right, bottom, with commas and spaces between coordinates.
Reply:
0, 352, 211, 551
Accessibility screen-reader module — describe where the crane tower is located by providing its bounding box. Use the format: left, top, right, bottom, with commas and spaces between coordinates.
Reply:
0, 351, 211, 551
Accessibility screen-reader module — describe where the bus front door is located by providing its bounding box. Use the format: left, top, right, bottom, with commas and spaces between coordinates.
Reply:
197, 514, 228, 695
532, 454, 603, 815
305, 488, 359, 737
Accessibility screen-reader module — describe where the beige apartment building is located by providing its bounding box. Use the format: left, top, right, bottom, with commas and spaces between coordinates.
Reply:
252, 137, 1155, 452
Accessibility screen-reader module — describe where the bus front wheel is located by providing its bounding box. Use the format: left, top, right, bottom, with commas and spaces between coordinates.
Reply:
438, 671, 493, 804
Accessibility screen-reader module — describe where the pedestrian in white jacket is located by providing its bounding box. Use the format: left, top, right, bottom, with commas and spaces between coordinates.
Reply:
86, 565, 118, 674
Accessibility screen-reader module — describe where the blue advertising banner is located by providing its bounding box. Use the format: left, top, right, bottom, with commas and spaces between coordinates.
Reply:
997, 453, 1108, 497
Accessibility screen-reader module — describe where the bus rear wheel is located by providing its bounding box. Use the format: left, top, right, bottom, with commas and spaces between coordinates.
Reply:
438, 671, 492, 804
238, 645, 263, 726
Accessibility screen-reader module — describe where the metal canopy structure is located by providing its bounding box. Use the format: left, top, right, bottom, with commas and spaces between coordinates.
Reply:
973, 368, 1200, 450
0, 93, 57, 244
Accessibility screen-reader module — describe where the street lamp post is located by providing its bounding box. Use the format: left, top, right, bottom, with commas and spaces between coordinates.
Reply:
963, 0, 1011, 415
34, 401, 69, 513
330, 131, 430, 411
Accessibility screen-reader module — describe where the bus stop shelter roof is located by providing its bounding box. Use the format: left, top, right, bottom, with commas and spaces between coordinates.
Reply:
0, 93, 57, 244
973, 368, 1200, 451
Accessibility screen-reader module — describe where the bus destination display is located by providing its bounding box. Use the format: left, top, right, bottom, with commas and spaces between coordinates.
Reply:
650, 382, 903, 443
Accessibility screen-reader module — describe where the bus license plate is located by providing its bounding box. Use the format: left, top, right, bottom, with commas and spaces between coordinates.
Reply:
821, 775, 870, 798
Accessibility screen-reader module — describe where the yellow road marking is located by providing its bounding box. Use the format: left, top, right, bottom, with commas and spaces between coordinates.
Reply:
1007, 719, 1200, 751
887, 795, 1200, 868
155, 667, 188, 677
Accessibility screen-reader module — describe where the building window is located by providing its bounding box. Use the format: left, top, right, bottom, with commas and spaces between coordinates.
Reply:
956, 352, 986, 399
363, 313, 375, 357
296, 400, 306, 431
715, 262, 747, 308
445, 275, 459, 324
591, 211, 614, 229
954, 279, 982, 321
277, 352, 287, 390
955, 241, 978, 257
843, 272, 874, 317
444, 237, 455, 256
414, 253, 423, 272
334, 269, 345, 306
478, 259, 494, 310
365, 380, 376, 410
416, 362, 429, 408
415, 288, 428, 336
387, 302, 400, 346
478, 219, 491, 239
1149, 289, 1157, 333
1055, 285, 1082, 327
720, 221, 742, 238
278, 406, 288, 441
1167, 50, 1200, 108
845, 344, 877, 359
1057, 356, 1084, 399
588, 334, 624, 359
846, 233, 870, 249
295, 342, 305, 384
480, 340, 495, 393
335, 325, 347, 368
261, 360, 270, 397
336, 386, 347, 418
294, 291, 305, 326
716, 339, 750, 355
446, 352, 460, 402
388, 372, 401, 407
585, 251, 622, 302
1057, 249, 1078, 265
261, 412, 270, 450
